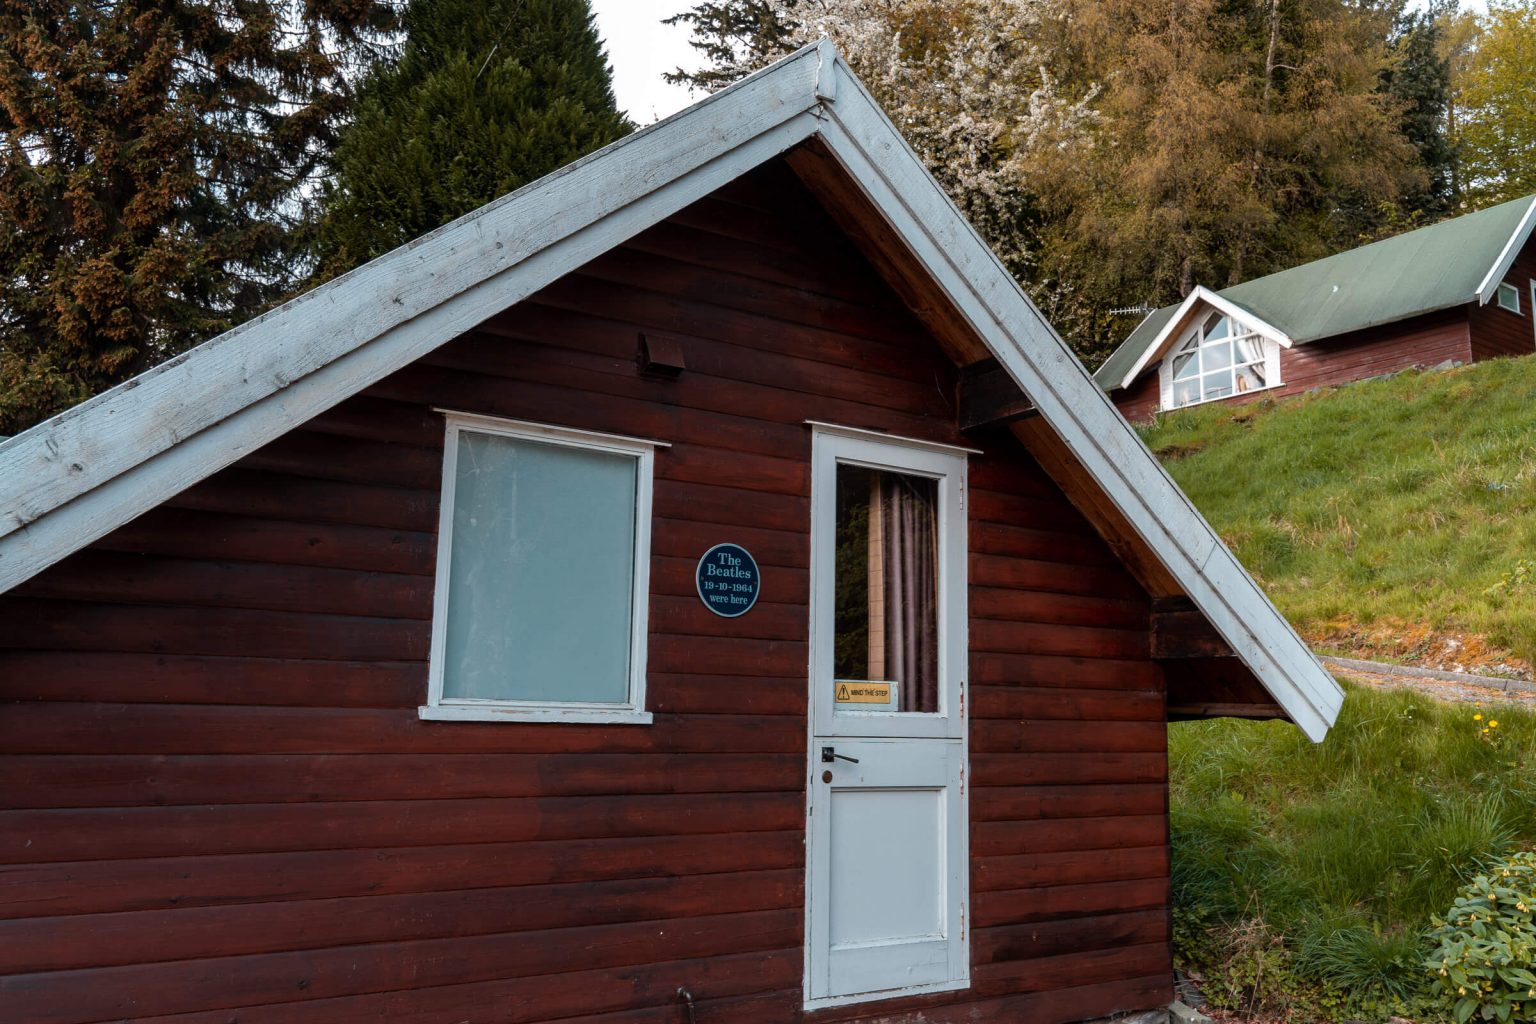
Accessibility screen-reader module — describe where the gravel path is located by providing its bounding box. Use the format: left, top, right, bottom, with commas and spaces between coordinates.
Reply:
1330, 664, 1536, 706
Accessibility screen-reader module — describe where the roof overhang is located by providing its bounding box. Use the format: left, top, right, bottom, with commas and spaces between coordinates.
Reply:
1116, 285, 1294, 391
0, 41, 1343, 740
1476, 195, 1536, 305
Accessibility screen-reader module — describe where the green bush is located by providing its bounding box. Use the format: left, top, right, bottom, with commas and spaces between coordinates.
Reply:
1425, 851, 1536, 1023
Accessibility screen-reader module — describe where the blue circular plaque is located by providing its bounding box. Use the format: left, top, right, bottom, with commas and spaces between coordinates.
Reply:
695, 543, 761, 618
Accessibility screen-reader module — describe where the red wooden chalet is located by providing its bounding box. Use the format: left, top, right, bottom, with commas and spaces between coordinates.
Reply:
1095, 193, 1536, 422
0, 42, 1341, 1024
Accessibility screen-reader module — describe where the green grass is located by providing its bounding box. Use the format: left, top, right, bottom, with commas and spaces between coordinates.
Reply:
1140, 358, 1536, 668
1171, 683, 1536, 1019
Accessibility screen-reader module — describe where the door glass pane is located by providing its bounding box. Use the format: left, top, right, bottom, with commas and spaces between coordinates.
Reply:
442, 431, 638, 704
835, 464, 940, 713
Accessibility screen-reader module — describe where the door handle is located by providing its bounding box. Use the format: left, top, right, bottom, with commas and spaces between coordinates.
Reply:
821, 746, 859, 764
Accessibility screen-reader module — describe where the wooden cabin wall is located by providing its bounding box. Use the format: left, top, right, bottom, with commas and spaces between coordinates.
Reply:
1470, 240, 1536, 361
1112, 307, 1472, 422
0, 160, 1168, 1024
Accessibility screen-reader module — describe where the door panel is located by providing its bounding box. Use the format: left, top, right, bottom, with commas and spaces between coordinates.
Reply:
829, 788, 943, 947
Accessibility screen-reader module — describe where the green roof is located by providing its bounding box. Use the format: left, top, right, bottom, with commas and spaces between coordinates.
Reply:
1094, 194, 1536, 390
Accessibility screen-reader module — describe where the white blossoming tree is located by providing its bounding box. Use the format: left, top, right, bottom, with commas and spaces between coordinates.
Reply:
669, 0, 1094, 284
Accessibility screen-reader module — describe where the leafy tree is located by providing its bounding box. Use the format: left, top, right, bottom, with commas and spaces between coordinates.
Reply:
1029, 0, 1425, 364
0, 1, 396, 435
1453, 0, 1536, 205
315, 0, 631, 278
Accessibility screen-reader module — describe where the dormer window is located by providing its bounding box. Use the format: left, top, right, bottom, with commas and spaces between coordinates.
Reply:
1161, 312, 1279, 410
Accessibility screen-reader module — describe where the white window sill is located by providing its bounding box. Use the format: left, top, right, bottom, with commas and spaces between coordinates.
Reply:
418, 705, 654, 725
1162, 381, 1282, 414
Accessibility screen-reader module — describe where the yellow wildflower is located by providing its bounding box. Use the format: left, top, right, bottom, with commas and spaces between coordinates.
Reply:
1475, 713, 1484, 721
1490, 720, 1499, 728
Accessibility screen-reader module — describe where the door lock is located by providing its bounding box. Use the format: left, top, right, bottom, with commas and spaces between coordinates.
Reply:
820, 746, 859, 764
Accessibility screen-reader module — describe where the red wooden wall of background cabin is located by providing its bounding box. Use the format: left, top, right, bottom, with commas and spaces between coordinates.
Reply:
1470, 240, 1536, 361
0, 160, 1171, 1024
1112, 307, 1473, 422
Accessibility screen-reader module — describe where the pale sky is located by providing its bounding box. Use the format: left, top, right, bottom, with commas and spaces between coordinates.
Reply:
590, 1, 703, 125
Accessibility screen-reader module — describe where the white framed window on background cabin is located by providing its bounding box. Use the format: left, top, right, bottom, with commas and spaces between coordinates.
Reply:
419, 413, 663, 724
1160, 311, 1281, 411
1498, 282, 1521, 314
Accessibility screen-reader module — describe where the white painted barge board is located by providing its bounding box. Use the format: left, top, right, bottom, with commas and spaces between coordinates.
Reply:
0, 46, 825, 589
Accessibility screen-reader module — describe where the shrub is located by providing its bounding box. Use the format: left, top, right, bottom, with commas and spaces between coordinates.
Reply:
1424, 851, 1536, 1023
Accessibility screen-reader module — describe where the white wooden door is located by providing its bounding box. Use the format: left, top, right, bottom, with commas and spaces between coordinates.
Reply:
804, 426, 969, 1010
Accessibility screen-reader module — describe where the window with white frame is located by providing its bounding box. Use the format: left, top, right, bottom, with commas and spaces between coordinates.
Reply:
1498, 281, 1522, 314
420, 414, 659, 724
1161, 312, 1278, 411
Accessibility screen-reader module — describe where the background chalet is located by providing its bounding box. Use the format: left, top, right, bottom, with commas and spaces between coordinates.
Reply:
1096, 195, 1536, 421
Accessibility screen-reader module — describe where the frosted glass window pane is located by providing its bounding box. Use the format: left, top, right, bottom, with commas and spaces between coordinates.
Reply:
442, 431, 638, 704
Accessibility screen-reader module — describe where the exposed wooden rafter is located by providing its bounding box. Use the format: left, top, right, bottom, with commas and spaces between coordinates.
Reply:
956, 359, 1037, 431
1151, 597, 1234, 659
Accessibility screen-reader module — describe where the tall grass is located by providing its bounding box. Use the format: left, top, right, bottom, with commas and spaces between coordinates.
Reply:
1171, 683, 1536, 1019
1141, 359, 1536, 666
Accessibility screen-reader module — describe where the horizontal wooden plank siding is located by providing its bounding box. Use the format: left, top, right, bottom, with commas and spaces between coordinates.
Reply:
1114, 306, 1473, 421
1470, 238, 1536, 361
0, 159, 1167, 1023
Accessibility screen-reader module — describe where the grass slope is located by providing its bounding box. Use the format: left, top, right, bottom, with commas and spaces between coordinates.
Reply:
1173, 684, 1536, 1020
1141, 359, 1536, 671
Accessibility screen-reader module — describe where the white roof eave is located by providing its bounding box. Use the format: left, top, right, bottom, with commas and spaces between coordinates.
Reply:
1476, 195, 1536, 305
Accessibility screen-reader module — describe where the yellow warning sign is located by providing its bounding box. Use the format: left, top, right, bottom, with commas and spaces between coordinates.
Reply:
834, 680, 892, 705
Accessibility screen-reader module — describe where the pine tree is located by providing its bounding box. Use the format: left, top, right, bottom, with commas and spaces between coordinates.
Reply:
1028, 0, 1427, 364
0, 1, 396, 435
315, 0, 631, 278
1383, 2, 1460, 216
664, 0, 801, 92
